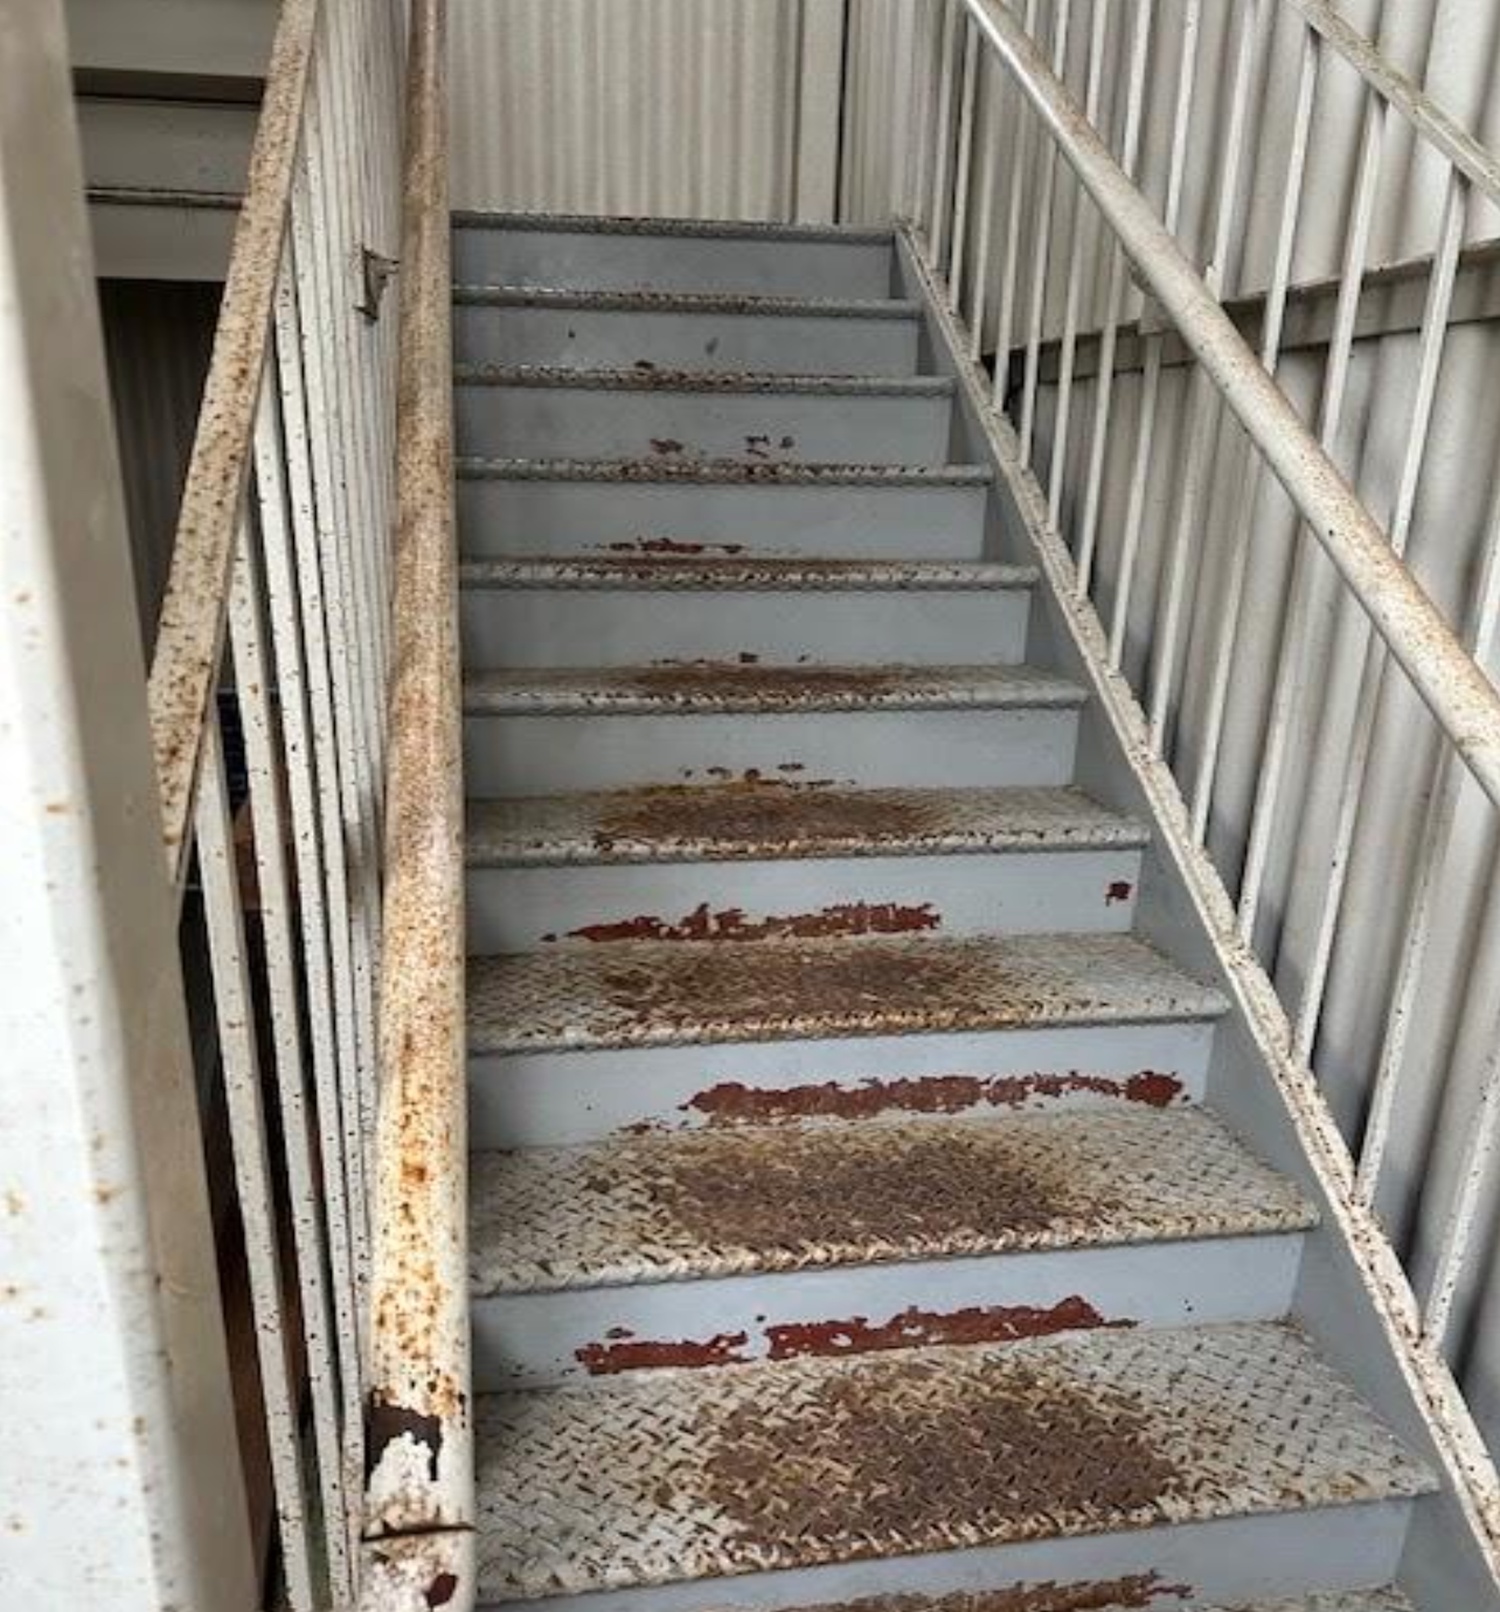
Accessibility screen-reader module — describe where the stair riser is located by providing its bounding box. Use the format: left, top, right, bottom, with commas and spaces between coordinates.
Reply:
463, 708, 1080, 795
455, 385, 954, 466
457, 479, 990, 558
454, 305, 921, 375
469, 1020, 1216, 1148
453, 227, 894, 298
475, 1502, 1413, 1611
465, 848, 1143, 952
459, 588, 1031, 668
472, 1234, 1306, 1391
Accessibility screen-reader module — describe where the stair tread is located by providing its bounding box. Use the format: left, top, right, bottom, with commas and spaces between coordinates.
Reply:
463, 662, 1083, 717
466, 783, 1144, 867
692, 1591, 1415, 1612
457, 455, 992, 485
453, 208, 894, 244
459, 555, 1038, 592
473, 1320, 1435, 1601
470, 1106, 1316, 1296
453, 284, 922, 319
467, 931, 1227, 1055
455, 363, 952, 397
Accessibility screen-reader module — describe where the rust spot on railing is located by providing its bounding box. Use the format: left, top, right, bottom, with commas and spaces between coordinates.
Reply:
765, 1298, 1133, 1361
547, 901, 941, 944
366, 1399, 445, 1484
677, 1070, 1185, 1127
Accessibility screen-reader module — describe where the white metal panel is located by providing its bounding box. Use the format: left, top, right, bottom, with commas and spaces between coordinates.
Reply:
449, 0, 844, 221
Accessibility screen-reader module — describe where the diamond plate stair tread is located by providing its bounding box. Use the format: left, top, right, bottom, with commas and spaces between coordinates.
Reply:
463, 663, 1083, 717
469, 1107, 1316, 1295
459, 556, 1039, 592
457, 365, 954, 397
473, 1321, 1435, 1601
695, 1591, 1414, 1612
466, 784, 1146, 868
453, 285, 923, 320
468, 932, 1227, 1055
457, 456, 993, 486
452, 210, 895, 243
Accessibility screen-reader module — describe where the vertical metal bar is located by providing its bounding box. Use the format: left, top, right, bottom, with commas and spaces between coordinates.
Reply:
1073, 0, 1152, 594
927, 0, 959, 256
948, 17, 980, 301
1237, 89, 1387, 944
1046, 0, 1109, 521
966, 49, 1000, 358
192, 708, 318, 1612
992, 0, 1043, 407
907, 0, 943, 228
1190, 24, 1322, 840
1291, 170, 1468, 1061
1145, 0, 1263, 748
239, 383, 357, 1594
1018, 0, 1071, 459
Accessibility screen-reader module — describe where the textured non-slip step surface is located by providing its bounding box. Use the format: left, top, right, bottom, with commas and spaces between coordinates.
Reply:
469, 1106, 1315, 1295
453, 285, 923, 319
457, 456, 992, 486
452, 210, 894, 243
456, 364, 953, 398
459, 557, 1038, 592
466, 783, 1145, 868
473, 1321, 1434, 1601
463, 664, 1082, 717
467, 932, 1227, 1055
693, 1590, 1415, 1612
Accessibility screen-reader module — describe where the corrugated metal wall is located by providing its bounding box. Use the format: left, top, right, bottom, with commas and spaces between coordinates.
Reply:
836, 0, 1500, 1452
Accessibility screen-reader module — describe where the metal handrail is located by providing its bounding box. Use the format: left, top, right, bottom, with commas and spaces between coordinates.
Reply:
145, 0, 318, 879
961, 0, 1500, 814
359, 0, 474, 1605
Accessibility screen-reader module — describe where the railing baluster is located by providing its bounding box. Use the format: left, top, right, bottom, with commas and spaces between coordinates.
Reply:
948, 16, 980, 301
1237, 86, 1388, 945
992, 0, 1042, 409
966, 50, 1000, 359
927, 0, 959, 257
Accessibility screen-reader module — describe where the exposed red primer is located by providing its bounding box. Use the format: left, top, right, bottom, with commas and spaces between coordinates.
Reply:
555, 900, 942, 945
1105, 879, 1134, 905
678, 1069, 1185, 1127
575, 1329, 749, 1375
765, 1297, 1133, 1362
601, 536, 748, 556
425, 1573, 458, 1608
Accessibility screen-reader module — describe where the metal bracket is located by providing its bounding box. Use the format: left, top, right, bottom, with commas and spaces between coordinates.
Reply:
358, 247, 400, 322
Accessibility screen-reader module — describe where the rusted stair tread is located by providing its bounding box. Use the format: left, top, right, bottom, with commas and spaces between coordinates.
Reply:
469, 1107, 1316, 1295
693, 1590, 1416, 1612
472, 1321, 1435, 1601
456, 364, 955, 398
453, 208, 895, 242
457, 455, 993, 486
459, 555, 1039, 592
463, 662, 1082, 717
467, 931, 1226, 1055
453, 284, 924, 320
466, 783, 1143, 868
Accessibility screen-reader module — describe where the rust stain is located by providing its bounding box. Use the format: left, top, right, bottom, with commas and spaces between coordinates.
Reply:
553, 900, 941, 945
773, 1574, 1190, 1611
650, 437, 686, 455
679, 1070, 1185, 1127
765, 1297, 1133, 1361
425, 1573, 459, 1607
601, 536, 748, 555
366, 1398, 445, 1483
576, 1329, 750, 1375
626, 661, 904, 700
1105, 880, 1134, 905
701, 1354, 1186, 1554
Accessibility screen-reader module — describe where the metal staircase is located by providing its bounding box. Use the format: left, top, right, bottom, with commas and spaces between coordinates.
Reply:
449, 212, 1435, 1612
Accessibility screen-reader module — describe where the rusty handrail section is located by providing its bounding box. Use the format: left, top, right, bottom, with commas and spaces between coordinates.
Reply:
145, 0, 318, 880
360, 0, 474, 1606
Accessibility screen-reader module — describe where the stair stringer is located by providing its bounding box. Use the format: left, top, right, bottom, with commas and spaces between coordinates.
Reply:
893, 223, 1500, 1610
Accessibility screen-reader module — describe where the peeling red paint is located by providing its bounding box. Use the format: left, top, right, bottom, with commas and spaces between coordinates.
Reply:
601, 536, 748, 556
765, 1297, 1133, 1362
425, 1572, 459, 1608
555, 900, 942, 945
575, 1329, 749, 1375
1105, 879, 1134, 905
679, 1070, 1185, 1127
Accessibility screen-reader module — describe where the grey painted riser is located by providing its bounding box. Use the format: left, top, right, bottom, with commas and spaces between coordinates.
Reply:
464, 847, 1143, 952
454, 385, 954, 466
453, 304, 921, 375
463, 708, 1079, 795
458, 478, 990, 557
474, 1500, 1415, 1612
458, 588, 1030, 668
468, 1019, 1217, 1148
453, 226, 894, 299
471, 1233, 1306, 1391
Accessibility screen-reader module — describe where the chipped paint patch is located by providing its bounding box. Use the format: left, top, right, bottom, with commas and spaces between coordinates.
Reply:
754, 1572, 1191, 1610
764, 1297, 1133, 1361
546, 900, 941, 944
1106, 879, 1134, 904
601, 536, 748, 555
576, 1328, 750, 1375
